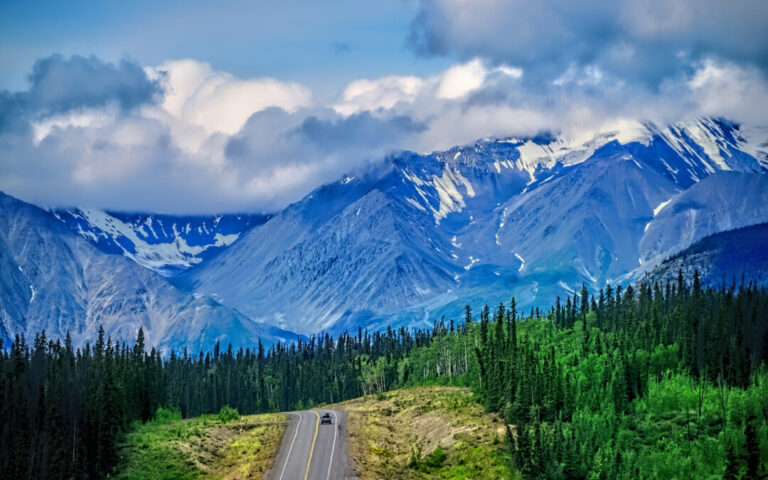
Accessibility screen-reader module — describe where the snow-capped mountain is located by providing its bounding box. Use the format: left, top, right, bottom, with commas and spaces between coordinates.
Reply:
175, 118, 768, 334
0, 192, 296, 351
4, 116, 767, 342
52, 209, 267, 275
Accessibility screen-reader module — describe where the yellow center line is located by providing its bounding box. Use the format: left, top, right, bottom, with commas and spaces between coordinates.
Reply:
304, 412, 320, 480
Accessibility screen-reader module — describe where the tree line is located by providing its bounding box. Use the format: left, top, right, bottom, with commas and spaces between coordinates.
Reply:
1, 271, 766, 478
474, 272, 768, 479
0, 320, 453, 478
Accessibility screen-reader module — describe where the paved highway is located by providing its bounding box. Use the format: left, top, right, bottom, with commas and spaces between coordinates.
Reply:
267, 409, 355, 480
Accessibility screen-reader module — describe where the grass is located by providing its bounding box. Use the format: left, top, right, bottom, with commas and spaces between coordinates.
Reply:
331, 386, 519, 480
115, 409, 289, 479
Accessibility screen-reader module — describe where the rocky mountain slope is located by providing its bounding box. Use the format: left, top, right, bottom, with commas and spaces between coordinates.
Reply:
644, 222, 768, 288
175, 117, 768, 334
52, 209, 267, 276
4, 117, 766, 340
0, 192, 296, 351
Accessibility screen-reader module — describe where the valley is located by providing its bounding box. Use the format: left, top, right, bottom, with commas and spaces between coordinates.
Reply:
2, 3, 768, 478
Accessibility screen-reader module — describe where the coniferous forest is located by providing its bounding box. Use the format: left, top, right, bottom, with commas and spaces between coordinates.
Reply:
1, 271, 767, 479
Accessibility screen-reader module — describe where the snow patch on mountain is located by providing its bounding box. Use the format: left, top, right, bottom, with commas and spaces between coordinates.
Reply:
53, 209, 267, 275
432, 165, 476, 223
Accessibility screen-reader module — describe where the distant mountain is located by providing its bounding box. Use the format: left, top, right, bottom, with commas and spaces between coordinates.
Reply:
638, 172, 768, 269
175, 117, 768, 334
5, 116, 766, 342
0, 192, 297, 351
52, 209, 267, 276
644, 223, 768, 287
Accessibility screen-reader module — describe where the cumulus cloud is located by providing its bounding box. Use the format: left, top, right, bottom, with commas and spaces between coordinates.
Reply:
148, 59, 313, 137
335, 75, 426, 115
409, 0, 768, 87
0, 57, 430, 213
334, 58, 522, 114
0, 55, 160, 132
0, 42, 767, 214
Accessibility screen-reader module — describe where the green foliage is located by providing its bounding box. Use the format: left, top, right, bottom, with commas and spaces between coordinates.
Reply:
152, 407, 182, 425
217, 405, 239, 423
408, 445, 448, 471
1, 270, 766, 479
425, 445, 447, 468
468, 275, 768, 479
115, 411, 287, 479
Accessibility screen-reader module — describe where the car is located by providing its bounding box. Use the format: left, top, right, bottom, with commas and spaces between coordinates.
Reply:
320, 413, 332, 425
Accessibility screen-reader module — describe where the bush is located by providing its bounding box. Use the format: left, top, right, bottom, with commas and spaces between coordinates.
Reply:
218, 405, 240, 423
153, 407, 181, 425
424, 445, 447, 468
408, 446, 422, 469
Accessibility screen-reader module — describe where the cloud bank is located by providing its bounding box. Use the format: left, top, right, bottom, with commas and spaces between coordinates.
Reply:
409, 0, 768, 87
1, 2, 767, 214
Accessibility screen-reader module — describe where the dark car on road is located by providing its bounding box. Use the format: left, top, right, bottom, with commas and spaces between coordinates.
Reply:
320, 413, 332, 425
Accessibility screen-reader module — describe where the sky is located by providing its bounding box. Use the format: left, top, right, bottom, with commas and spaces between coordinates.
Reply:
1, 0, 767, 213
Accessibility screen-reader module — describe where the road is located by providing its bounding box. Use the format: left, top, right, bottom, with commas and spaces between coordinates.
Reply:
266, 409, 356, 480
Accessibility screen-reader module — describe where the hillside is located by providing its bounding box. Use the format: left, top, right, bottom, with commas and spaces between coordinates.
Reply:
644, 222, 768, 286
175, 118, 768, 335
116, 409, 289, 479
333, 387, 516, 480
0, 191, 298, 351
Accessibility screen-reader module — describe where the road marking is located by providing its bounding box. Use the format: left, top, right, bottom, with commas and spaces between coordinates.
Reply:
278, 412, 302, 480
325, 411, 339, 480
304, 412, 320, 480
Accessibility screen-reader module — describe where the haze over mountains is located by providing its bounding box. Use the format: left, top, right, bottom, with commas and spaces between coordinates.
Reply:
1, 116, 767, 348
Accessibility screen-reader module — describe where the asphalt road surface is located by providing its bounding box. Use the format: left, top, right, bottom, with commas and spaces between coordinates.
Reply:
266, 409, 356, 480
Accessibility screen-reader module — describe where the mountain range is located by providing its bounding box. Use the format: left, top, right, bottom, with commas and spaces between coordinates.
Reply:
0, 193, 296, 351
1, 116, 767, 347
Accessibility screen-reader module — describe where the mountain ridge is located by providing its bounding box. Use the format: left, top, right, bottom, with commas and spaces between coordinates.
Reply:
175, 117, 768, 334
4, 116, 767, 340
0, 191, 298, 351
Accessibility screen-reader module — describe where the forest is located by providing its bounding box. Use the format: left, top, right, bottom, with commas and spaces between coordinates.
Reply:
1, 271, 766, 479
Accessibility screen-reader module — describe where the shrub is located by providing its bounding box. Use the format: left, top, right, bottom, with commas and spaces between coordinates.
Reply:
218, 405, 240, 423
153, 407, 181, 425
424, 445, 447, 468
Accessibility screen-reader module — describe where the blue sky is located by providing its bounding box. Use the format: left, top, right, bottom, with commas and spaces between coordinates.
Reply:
0, 0, 450, 99
0, 0, 766, 213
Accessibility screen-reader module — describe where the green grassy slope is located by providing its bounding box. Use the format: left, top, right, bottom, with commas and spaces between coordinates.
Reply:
115, 408, 288, 479
332, 386, 519, 480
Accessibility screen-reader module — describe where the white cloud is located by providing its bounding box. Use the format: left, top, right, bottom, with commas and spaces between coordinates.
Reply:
147, 59, 313, 139
335, 75, 426, 115
436, 59, 488, 99
686, 59, 768, 125
335, 58, 522, 115
31, 106, 117, 145
2, 53, 767, 215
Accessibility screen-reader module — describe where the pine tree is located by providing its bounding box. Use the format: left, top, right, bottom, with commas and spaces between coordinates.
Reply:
744, 416, 760, 480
